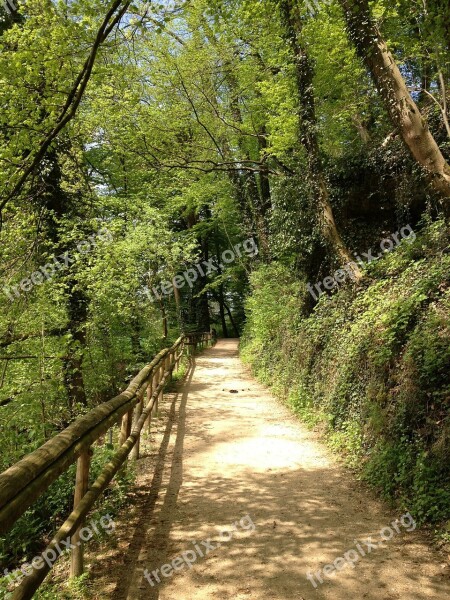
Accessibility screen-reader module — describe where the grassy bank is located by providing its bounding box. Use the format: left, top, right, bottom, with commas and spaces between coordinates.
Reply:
241, 220, 450, 529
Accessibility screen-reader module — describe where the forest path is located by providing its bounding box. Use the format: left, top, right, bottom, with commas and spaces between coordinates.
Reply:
91, 339, 448, 600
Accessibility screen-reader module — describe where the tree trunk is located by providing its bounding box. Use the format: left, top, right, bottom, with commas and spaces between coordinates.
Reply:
130, 314, 145, 364
279, 0, 362, 278
202, 19, 271, 262
226, 72, 272, 260
213, 235, 229, 338
215, 287, 229, 338
340, 0, 450, 202
352, 114, 371, 143
185, 211, 211, 332
42, 150, 88, 410
158, 296, 168, 339
200, 16, 272, 259
258, 125, 273, 215
172, 277, 183, 330
196, 236, 211, 332
223, 300, 240, 337
64, 287, 88, 410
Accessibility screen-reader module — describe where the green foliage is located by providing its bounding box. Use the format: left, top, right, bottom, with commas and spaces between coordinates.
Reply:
0, 440, 135, 573
242, 220, 450, 525
1, 571, 91, 600
0, 0, 449, 589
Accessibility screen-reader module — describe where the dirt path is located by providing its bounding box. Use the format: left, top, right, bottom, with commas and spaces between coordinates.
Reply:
91, 339, 448, 600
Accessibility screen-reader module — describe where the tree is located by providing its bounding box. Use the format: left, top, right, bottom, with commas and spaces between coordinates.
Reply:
0, 0, 132, 228
340, 0, 450, 204
278, 0, 362, 277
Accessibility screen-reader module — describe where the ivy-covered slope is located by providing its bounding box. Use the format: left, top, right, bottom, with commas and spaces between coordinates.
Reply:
241, 220, 450, 526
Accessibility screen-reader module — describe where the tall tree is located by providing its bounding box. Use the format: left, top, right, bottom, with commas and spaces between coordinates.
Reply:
340, 0, 450, 203
40, 149, 89, 409
279, 0, 361, 277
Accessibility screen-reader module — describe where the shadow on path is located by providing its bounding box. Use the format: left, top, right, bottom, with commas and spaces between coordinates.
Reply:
91, 341, 448, 600
110, 360, 194, 599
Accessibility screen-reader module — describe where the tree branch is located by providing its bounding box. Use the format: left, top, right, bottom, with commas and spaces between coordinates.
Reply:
0, 327, 68, 349
0, 0, 131, 229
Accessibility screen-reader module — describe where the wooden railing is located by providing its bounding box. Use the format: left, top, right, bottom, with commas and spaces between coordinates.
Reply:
0, 331, 214, 599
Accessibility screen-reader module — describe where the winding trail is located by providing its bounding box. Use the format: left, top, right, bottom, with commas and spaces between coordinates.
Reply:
91, 339, 448, 600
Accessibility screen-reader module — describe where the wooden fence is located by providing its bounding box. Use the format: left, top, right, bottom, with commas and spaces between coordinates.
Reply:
0, 331, 213, 599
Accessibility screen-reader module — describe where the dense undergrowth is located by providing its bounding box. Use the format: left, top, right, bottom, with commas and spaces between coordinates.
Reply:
241, 219, 450, 528
0, 442, 135, 598
0, 357, 189, 600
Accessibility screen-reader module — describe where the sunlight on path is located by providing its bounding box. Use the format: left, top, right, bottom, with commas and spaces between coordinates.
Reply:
101, 339, 448, 600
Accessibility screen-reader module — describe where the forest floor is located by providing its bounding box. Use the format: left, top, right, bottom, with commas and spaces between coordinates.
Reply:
87, 339, 449, 600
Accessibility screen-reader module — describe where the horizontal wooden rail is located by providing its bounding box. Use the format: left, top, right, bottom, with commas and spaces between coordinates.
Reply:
0, 345, 175, 532
0, 331, 214, 600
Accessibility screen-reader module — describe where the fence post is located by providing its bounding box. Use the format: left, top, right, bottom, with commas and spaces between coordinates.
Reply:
118, 407, 134, 472
154, 366, 160, 417
166, 353, 172, 383
157, 362, 164, 415
175, 344, 181, 371
119, 407, 133, 447
70, 448, 91, 578
131, 392, 144, 460
147, 376, 154, 433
